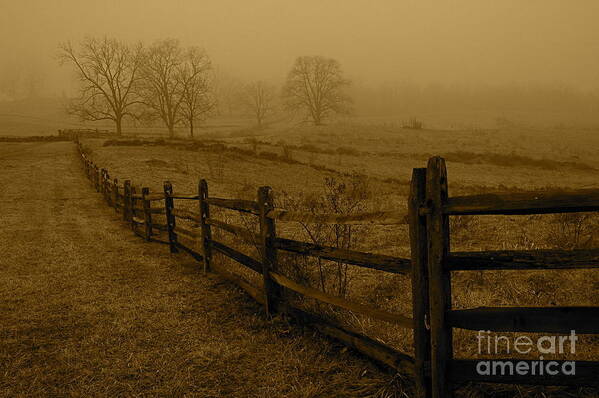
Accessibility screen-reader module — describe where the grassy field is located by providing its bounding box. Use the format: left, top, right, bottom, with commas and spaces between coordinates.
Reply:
80, 120, 599, 397
2, 112, 598, 396
0, 142, 413, 397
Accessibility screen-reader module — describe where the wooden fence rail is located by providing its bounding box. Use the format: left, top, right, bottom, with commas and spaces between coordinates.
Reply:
423, 156, 599, 398
75, 141, 598, 397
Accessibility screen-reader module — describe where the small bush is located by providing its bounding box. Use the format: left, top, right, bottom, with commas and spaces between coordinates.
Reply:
243, 137, 259, 154
258, 151, 281, 162
335, 146, 360, 156
544, 213, 599, 249
402, 118, 423, 130
276, 175, 372, 298
282, 145, 293, 161
298, 143, 319, 153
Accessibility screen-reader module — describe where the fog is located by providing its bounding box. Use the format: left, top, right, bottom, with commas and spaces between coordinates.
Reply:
2, 1, 599, 117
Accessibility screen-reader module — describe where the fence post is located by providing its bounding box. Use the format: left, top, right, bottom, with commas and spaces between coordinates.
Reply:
130, 185, 137, 231
101, 169, 106, 195
97, 167, 101, 192
142, 187, 152, 241
102, 170, 107, 202
95, 166, 100, 192
426, 157, 452, 398
104, 171, 111, 205
113, 178, 119, 213
409, 168, 431, 398
123, 180, 131, 221
164, 181, 178, 253
198, 179, 212, 273
258, 186, 280, 317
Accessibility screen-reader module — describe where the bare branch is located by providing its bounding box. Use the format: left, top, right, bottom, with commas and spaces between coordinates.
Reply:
282, 56, 352, 125
58, 37, 144, 134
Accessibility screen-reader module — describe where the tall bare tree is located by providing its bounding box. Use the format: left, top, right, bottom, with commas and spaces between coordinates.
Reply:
282, 56, 352, 125
178, 47, 214, 137
140, 39, 184, 138
239, 81, 276, 127
58, 37, 143, 135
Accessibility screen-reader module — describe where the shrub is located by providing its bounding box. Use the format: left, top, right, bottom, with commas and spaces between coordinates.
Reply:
282, 145, 293, 162
335, 146, 360, 156
276, 175, 372, 297
403, 118, 423, 130
544, 213, 599, 249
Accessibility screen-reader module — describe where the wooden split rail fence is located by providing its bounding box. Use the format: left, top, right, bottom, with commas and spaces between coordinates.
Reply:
76, 142, 599, 398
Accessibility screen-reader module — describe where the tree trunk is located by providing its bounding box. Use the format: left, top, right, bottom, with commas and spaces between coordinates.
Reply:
189, 119, 194, 138
312, 107, 322, 126
168, 123, 175, 139
115, 117, 122, 136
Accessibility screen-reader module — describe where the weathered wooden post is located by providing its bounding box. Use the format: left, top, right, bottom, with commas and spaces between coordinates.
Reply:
101, 169, 106, 195
130, 185, 137, 231
258, 186, 280, 317
107, 174, 112, 206
409, 168, 431, 398
102, 169, 110, 201
142, 187, 152, 241
426, 157, 452, 398
123, 180, 131, 221
100, 169, 106, 196
95, 165, 100, 192
113, 178, 119, 213
164, 181, 178, 253
97, 167, 102, 192
198, 179, 212, 273
104, 171, 111, 205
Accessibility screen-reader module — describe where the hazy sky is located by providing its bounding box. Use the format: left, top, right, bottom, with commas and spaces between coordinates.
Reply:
2, 0, 599, 96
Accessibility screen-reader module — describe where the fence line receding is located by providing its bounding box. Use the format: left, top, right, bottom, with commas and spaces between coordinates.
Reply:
76, 141, 599, 398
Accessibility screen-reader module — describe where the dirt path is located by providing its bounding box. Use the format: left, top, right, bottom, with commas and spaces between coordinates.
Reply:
0, 142, 402, 397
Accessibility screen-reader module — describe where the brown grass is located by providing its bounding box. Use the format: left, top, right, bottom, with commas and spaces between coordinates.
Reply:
0, 142, 412, 397
82, 120, 599, 397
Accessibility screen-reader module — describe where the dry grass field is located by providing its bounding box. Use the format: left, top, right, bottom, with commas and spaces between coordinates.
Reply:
0, 141, 411, 397
3, 1, 599, 396
2, 119, 598, 397
77, 120, 599, 397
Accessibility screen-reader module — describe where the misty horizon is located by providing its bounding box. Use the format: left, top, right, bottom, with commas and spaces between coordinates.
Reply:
2, 1, 599, 100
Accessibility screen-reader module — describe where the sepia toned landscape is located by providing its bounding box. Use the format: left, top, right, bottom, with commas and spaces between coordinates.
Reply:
1, 2, 598, 398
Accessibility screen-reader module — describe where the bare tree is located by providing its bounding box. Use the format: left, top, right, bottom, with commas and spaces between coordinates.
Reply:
282, 56, 351, 125
58, 37, 143, 135
239, 81, 276, 127
140, 39, 184, 138
178, 47, 215, 137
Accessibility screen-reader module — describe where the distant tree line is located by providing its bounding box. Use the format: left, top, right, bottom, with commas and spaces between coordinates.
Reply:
59, 36, 353, 136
